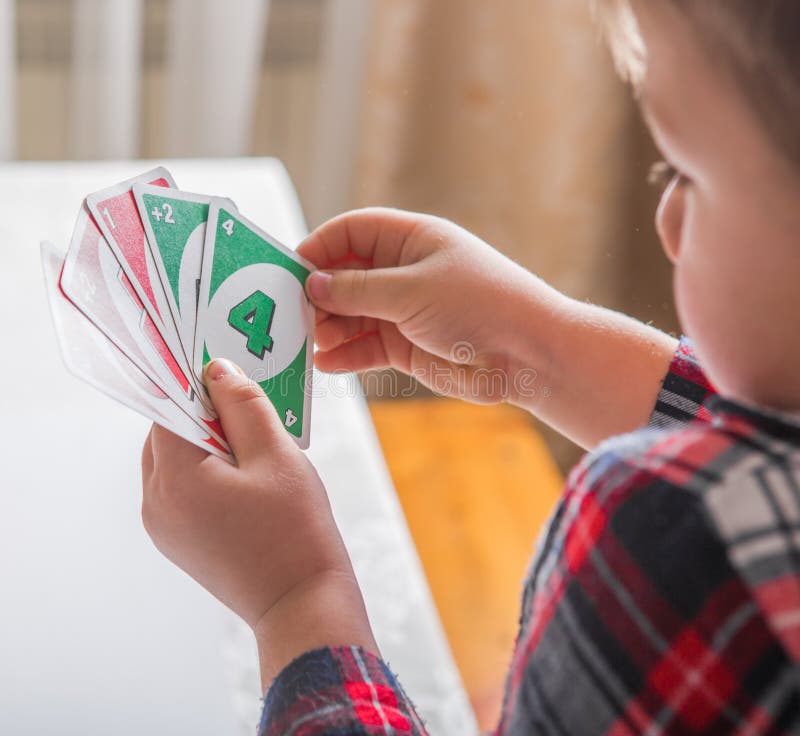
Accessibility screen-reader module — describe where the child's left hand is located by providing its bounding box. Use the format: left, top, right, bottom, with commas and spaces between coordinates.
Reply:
141, 357, 377, 689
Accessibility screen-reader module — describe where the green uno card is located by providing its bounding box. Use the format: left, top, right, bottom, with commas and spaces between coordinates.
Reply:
134, 184, 236, 381
194, 201, 315, 449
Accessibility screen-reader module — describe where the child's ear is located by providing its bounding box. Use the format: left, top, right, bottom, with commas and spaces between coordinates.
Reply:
656, 177, 686, 264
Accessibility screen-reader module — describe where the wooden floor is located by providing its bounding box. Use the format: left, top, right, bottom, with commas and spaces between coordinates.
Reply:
369, 398, 564, 731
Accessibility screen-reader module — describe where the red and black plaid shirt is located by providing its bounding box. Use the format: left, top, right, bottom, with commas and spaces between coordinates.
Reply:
259, 339, 800, 735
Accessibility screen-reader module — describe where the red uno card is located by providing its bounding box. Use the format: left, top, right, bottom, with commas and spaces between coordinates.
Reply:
85, 168, 198, 396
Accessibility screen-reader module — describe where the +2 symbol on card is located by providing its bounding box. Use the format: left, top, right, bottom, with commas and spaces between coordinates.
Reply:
150, 204, 176, 224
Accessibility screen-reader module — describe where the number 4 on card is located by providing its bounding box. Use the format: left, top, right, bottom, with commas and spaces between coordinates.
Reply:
228, 290, 276, 359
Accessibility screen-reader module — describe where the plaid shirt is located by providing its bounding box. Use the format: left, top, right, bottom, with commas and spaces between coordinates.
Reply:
259, 339, 800, 735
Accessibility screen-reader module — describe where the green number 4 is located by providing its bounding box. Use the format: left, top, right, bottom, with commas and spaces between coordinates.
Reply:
227, 290, 276, 359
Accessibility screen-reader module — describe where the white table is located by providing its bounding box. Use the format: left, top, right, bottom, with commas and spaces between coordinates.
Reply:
0, 159, 478, 735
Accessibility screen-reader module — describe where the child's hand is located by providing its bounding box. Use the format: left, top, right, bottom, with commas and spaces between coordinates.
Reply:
300, 207, 678, 448
299, 208, 545, 404
141, 358, 377, 690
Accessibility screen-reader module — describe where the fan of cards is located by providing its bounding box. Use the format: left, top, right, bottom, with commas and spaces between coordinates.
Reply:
41, 167, 315, 463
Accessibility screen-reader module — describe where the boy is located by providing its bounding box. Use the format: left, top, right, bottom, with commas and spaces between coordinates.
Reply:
141, 0, 800, 733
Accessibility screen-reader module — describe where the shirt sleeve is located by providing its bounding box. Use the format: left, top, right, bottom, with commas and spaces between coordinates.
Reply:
258, 646, 429, 736
648, 336, 717, 430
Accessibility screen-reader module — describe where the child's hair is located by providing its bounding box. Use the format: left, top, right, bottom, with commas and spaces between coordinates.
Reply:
594, 0, 800, 169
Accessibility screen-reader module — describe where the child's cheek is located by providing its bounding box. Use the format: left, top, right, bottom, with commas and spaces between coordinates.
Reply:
670, 203, 770, 401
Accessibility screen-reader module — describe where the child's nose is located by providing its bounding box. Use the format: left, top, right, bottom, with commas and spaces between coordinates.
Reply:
656, 177, 686, 264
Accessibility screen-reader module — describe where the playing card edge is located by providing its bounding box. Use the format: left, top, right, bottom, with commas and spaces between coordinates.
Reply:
85, 166, 178, 203
298, 301, 315, 450
132, 182, 208, 403
192, 197, 224, 384
41, 241, 233, 462
42, 241, 176, 433
56, 208, 230, 448
133, 182, 237, 210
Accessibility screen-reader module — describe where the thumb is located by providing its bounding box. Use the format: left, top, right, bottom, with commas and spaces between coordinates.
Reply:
306, 267, 409, 321
203, 358, 291, 465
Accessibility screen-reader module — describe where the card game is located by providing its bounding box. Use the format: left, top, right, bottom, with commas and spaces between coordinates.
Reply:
11, 0, 800, 732
42, 167, 316, 459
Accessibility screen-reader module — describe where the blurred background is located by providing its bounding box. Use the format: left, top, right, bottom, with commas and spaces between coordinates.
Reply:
1, 0, 679, 729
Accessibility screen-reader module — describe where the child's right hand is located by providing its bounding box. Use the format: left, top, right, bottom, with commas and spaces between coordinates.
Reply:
298, 208, 544, 405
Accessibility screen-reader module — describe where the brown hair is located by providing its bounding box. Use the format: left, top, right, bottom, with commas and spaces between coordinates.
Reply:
594, 0, 800, 168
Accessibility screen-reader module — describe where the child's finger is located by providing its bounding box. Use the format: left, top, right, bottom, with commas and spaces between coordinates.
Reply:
297, 207, 421, 269
315, 314, 378, 352
306, 266, 411, 321
315, 306, 331, 325
314, 336, 388, 374
202, 358, 293, 466
314, 326, 411, 375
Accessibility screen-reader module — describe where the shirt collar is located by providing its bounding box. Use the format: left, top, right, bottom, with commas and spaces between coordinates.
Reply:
706, 394, 800, 442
